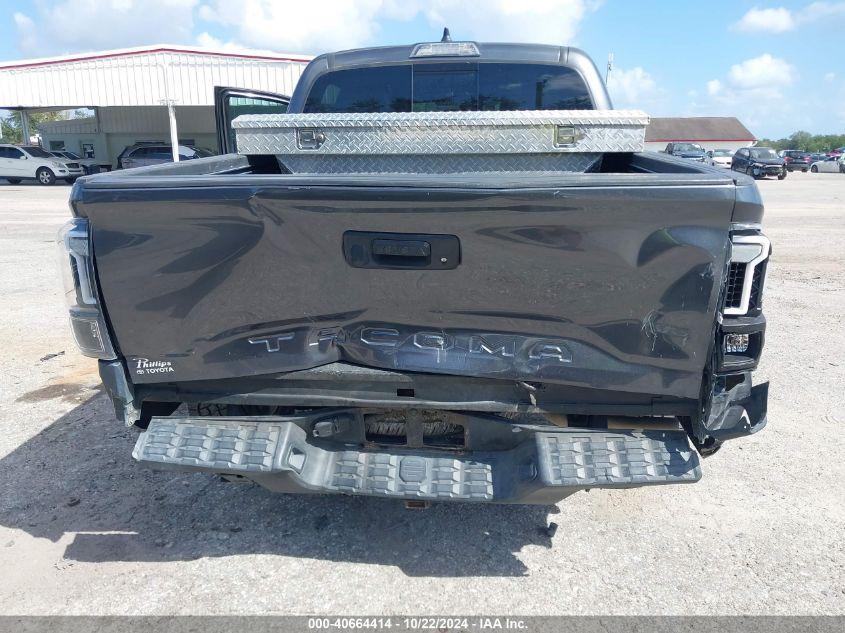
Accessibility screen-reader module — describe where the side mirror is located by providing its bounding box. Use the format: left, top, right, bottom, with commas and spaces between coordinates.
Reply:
19, 155, 27, 159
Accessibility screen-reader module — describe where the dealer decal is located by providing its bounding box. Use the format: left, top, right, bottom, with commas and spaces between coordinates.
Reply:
134, 358, 175, 375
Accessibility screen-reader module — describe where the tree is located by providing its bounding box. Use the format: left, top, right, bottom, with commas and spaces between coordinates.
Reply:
0, 110, 65, 144
787, 131, 813, 150
0, 114, 18, 143
755, 131, 845, 152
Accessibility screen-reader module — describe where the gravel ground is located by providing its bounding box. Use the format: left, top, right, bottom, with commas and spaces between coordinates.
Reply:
0, 173, 842, 615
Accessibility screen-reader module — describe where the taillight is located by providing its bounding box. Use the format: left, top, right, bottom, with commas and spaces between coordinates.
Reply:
723, 233, 770, 316
57, 218, 116, 359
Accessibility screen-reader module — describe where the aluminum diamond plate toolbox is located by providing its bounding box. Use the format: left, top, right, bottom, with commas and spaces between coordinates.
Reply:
278, 152, 603, 175
233, 109, 650, 157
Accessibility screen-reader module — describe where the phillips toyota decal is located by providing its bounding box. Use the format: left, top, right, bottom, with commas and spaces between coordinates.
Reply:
134, 358, 175, 375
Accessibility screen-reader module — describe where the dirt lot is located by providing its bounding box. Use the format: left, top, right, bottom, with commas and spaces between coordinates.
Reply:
0, 172, 842, 615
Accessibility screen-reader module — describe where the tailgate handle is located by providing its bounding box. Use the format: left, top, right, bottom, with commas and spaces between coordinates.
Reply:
372, 239, 431, 258
343, 231, 460, 270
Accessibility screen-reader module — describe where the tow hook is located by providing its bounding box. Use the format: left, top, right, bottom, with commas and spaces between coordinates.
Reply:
691, 435, 722, 457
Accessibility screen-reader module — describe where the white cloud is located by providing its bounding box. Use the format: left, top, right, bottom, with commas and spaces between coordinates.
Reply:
727, 54, 794, 89
695, 55, 796, 137
706, 79, 722, 96
196, 0, 598, 54
195, 31, 221, 49
732, 2, 845, 34
194, 32, 283, 57
733, 7, 794, 33
13, 0, 200, 56
12, 13, 38, 55
606, 66, 657, 108
804, 1, 845, 21
197, 0, 385, 53
703, 54, 794, 102
824, 72, 837, 82
419, 0, 596, 46
11, 0, 598, 58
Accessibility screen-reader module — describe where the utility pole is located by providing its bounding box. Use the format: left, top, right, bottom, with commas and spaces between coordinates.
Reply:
19, 110, 32, 144
605, 53, 614, 85
159, 61, 180, 162
165, 100, 180, 163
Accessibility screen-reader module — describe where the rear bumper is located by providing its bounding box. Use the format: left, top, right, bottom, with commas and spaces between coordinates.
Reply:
132, 413, 702, 504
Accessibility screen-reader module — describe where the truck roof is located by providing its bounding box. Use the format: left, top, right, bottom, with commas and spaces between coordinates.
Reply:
287, 41, 612, 112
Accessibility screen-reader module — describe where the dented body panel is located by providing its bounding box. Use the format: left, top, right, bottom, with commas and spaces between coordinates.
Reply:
81, 174, 735, 400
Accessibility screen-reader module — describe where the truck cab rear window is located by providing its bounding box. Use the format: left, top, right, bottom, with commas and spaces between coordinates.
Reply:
303, 63, 593, 113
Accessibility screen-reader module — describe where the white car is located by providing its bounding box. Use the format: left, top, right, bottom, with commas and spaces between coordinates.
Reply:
0, 144, 84, 185
49, 150, 100, 175
707, 148, 733, 168
809, 155, 845, 173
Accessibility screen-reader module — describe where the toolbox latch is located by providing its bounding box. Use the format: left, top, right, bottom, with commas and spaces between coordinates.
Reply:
554, 125, 585, 148
296, 128, 326, 150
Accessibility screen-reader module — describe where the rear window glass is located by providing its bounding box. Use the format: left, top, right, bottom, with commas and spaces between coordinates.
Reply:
479, 64, 593, 110
304, 65, 412, 113
413, 63, 476, 111
303, 63, 593, 113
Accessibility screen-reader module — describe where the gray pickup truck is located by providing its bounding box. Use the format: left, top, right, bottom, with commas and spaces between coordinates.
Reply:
58, 37, 770, 504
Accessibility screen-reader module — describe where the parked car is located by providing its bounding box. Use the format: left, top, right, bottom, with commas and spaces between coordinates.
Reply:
707, 148, 733, 168
732, 147, 787, 179
810, 155, 845, 173
663, 142, 707, 162
0, 143, 83, 185
117, 143, 214, 169
780, 149, 811, 172
824, 147, 844, 157
49, 150, 100, 175
808, 152, 828, 163
58, 38, 770, 504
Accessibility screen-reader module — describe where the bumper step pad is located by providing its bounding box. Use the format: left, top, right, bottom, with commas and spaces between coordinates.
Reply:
537, 431, 701, 487
329, 452, 494, 500
133, 417, 701, 502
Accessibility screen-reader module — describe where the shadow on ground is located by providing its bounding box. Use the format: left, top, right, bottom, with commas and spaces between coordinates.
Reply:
0, 395, 558, 577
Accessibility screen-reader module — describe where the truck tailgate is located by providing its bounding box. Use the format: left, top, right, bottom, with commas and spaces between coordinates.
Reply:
83, 177, 734, 399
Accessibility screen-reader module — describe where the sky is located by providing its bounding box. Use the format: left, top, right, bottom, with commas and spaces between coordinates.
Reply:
0, 0, 843, 139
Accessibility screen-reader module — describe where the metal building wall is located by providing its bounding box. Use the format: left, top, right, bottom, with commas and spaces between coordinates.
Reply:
0, 46, 310, 108
97, 106, 215, 133
39, 106, 223, 168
